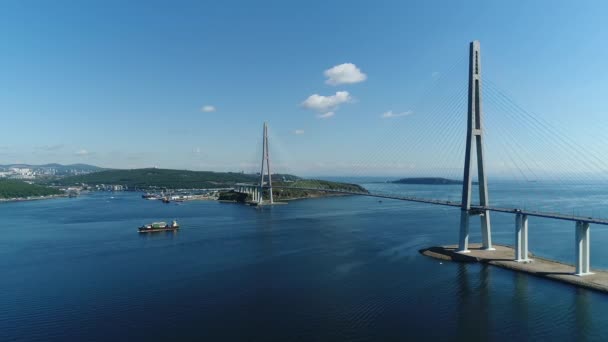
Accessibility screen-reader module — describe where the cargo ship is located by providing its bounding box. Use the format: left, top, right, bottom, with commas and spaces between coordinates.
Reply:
138, 220, 179, 233
142, 193, 161, 200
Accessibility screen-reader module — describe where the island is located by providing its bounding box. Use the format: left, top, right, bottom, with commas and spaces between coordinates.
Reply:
390, 177, 477, 185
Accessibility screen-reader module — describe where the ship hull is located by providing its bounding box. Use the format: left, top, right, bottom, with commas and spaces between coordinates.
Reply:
138, 226, 179, 233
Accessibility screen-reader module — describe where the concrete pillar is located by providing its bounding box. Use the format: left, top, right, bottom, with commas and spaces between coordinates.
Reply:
480, 210, 494, 250
575, 221, 591, 276
515, 214, 529, 262
458, 210, 470, 253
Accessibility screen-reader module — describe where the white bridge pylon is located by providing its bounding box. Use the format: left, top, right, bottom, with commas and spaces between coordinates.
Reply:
458, 40, 493, 253
455, 41, 592, 277
234, 122, 274, 205
235, 41, 596, 277
258, 122, 273, 205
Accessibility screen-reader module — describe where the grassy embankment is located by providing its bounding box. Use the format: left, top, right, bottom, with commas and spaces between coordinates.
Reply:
0, 179, 63, 199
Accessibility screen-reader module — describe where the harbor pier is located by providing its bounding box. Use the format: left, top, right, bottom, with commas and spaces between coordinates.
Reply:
421, 244, 608, 293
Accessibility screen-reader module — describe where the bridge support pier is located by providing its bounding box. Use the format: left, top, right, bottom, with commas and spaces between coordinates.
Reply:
481, 210, 493, 250
458, 210, 470, 253
458, 208, 493, 253
515, 213, 529, 262
575, 221, 592, 276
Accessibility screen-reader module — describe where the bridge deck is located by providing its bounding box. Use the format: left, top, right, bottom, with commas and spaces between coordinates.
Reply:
268, 186, 608, 226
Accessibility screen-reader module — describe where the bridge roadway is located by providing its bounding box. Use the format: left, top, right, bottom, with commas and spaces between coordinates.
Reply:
269, 185, 608, 226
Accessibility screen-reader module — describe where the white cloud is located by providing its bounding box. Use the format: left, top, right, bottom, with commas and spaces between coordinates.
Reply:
75, 149, 89, 156
318, 112, 335, 119
294, 129, 305, 135
381, 110, 413, 119
324, 63, 367, 85
301, 91, 352, 117
201, 105, 216, 112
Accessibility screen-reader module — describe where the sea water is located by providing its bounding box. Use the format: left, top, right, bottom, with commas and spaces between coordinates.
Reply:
2, 182, 608, 341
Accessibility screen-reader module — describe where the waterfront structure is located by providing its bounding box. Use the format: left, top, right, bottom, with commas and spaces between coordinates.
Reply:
235, 183, 262, 203
235, 123, 274, 205
515, 213, 529, 262
458, 40, 492, 253
246, 41, 600, 278
259, 122, 273, 204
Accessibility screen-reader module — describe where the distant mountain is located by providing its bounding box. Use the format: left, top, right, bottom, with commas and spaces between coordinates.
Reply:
52, 168, 301, 189
390, 177, 478, 185
0, 163, 104, 172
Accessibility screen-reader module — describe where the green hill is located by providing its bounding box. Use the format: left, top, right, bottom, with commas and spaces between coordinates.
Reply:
271, 179, 367, 200
52, 168, 299, 189
283, 179, 367, 192
219, 179, 368, 202
0, 179, 63, 199
52, 168, 368, 200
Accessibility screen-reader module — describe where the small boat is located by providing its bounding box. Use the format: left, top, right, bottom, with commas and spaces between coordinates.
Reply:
162, 197, 170, 203
138, 220, 179, 233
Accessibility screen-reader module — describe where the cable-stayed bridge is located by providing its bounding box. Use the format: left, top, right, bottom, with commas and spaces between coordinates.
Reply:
236, 41, 607, 277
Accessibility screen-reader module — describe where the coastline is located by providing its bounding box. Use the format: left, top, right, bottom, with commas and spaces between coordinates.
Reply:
278, 193, 355, 201
224, 192, 357, 204
0, 194, 68, 203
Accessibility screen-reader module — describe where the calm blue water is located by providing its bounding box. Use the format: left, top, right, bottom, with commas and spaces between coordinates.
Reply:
2, 183, 608, 341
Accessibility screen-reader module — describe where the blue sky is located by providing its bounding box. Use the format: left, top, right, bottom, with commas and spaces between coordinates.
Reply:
2, 1, 608, 177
